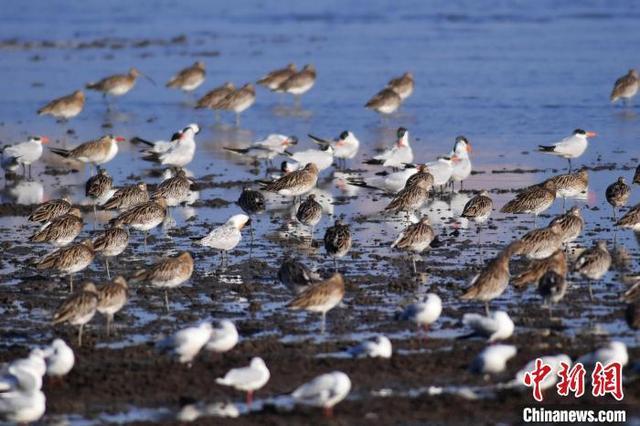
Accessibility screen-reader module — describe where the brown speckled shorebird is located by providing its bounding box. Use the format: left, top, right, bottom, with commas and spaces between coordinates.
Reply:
324, 220, 352, 272
97, 276, 128, 336
513, 249, 567, 289
538, 268, 568, 314
28, 196, 72, 223
52, 282, 99, 346
605, 177, 631, 220
257, 63, 297, 91
501, 180, 556, 225
237, 187, 265, 249
93, 225, 129, 279
37, 239, 94, 292
86, 168, 114, 218
548, 206, 584, 244
546, 168, 588, 209
287, 272, 345, 334
152, 169, 193, 207
217, 83, 256, 126
365, 87, 402, 115
131, 251, 194, 312
387, 72, 414, 100
102, 182, 149, 211
261, 163, 319, 200
460, 245, 515, 315
166, 61, 206, 93
384, 173, 431, 220
461, 190, 493, 252
29, 208, 83, 247
573, 240, 611, 300
195, 82, 236, 121
86, 67, 153, 101
391, 216, 436, 274
277, 257, 320, 295
610, 69, 639, 105
49, 135, 126, 173
37, 90, 85, 121
296, 194, 323, 241
109, 197, 167, 246
404, 165, 435, 193
616, 202, 640, 231
622, 278, 640, 330
509, 223, 563, 260
276, 64, 316, 106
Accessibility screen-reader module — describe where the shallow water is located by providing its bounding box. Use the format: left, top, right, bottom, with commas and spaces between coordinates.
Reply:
1, 0, 640, 423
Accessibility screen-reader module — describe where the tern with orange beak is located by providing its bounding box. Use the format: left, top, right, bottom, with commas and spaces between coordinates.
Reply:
538, 129, 596, 171
2, 136, 49, 179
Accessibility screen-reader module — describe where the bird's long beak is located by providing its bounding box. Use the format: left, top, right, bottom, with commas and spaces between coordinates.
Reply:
466, 143, 473, 153
115, 136, 126, 142
141, 72, 157, 86
586, 131, 597, 138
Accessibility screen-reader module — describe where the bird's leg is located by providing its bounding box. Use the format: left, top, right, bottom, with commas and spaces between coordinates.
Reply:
105, 258, 111, 279
612, 206, 617, 221
28, 164, 33, 180
588, 284, 594, 302
533, 214, 537, 227
333, 257, 338, 273
93, 204, 98, 230
246, 390, 254, 407
106, 314, 112, 336
324, 406, 334, 418
164, 290, 170, 313
144, 231, 148, 250
69, 275, 74, 293
485, 302, 490, 316
412, 256, 417, 275
235, 113, 240, 127
78, 324, 84, 347
310, 226, 315, 246
321, 311, 327, 334
568, 158, 572, 173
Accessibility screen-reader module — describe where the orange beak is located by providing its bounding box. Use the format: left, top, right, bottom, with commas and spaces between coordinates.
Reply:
41, 136, 50, 144
586, 131, 597, 138
115, 136, 126, 142
466, 143, 472, 153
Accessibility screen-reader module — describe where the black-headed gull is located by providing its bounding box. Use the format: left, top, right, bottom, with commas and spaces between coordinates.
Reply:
461, 310, 514, 342
205, 320, 239, 354
538, 129, 596, 171
216, 357, 270, 406
348, 336, 392, 359
291, 371, 351, 417
156, 322, 213, 365
471, 344, 517, 374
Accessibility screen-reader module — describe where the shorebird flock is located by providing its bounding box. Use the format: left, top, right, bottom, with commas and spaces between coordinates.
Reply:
1, 62, 639, 423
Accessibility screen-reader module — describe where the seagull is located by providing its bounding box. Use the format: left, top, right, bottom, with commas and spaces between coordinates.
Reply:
423, 157, 454, 189
196, 214, 250, 269
470, 344, 517, 374
142, 124, 199, 168
538, 129, 597, 171
450, 136, 472, 190
291, 371, 351, 418
308, 131, 360, 169
513, 354, 572, 391
364, 127, 413, 169
224, 134, 298, 167
2, 136, 49, 179
347, 165, 423, 194
205, 320, 239, 354
216, 357, 270, 406
0, 366, 46, 424
156, 322, 213, 365
461, 310, 514, 342
577, 341, 628, 369
347, 335, 392, 359
42, 339, 75, 380
285, 144, 335, 171
398, 293, 442, 335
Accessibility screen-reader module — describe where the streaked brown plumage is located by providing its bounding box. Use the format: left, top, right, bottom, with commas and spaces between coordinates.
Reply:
365, 87, 401, 115
261, 163, 319, 197
622, 280, 640, 330
195, 82, 236, 109
86, 68, 141, 97
103, 182, 149, 211
634, 165, 640, 185
287, 272, 345, 333
548, 206, 584, 244
37, 90, 85, 120
277, 64, 316, 96
152, 169, 193, 207
93, 225, 129, 279
461, 190, 493, 223
29, 208, 83, 246
387, 72, 414, 100
606, 177, 631, 219
538, 269, 568, 308
573, 241, 611, 300
52, 281, 99, 346
238, 187, 266, 216
610, 69, 639, 103
500, 180, 556, 220
257, 63, 297, 90
384, 173, 431, 215
392, 216, 435, 274
109, 197, 167, 239
616, 202, 640, 231
460, 246, 515, 315
130, 251, 194, 311
37, 239, 94, 292
404, 165, 435, 192
28, 197, 72, 223
513, 249, 567, 289
278, 257, 320, 295
324, 220, 352, 271
509, 223, 563, 260
97, 276, 128, 336
546, 168, 588, 198
166, 61, 205, 92
296, 194, 323, 232
86, 168, 113, 201
217, 83, 256, 125
49, 135, 124, 168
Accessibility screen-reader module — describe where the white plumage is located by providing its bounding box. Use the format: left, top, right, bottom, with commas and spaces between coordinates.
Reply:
471, 344, 517, 374
292, 371, 351, 415
348, 335, 392, 359
205, 320, 239, 353
462, 310, 514, 342
156, 322, 213, 364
